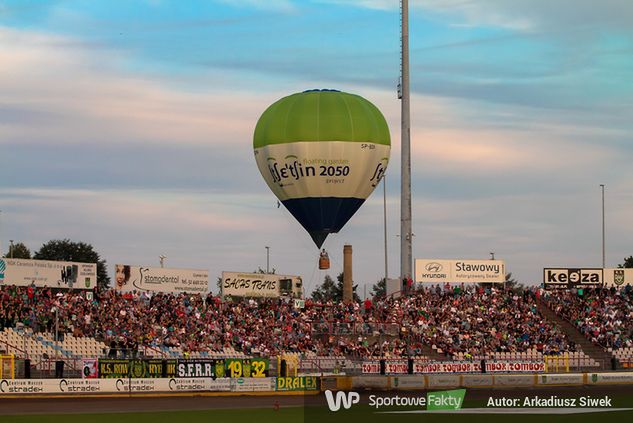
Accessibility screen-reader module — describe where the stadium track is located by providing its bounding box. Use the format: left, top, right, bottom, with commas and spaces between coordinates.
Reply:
1, 385, 632, 415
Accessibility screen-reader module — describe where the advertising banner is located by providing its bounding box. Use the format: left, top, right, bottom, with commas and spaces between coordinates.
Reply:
415, 259, 505, 284
82, 359, 98, 379
98, 359, 177, 378
537, 373, 584, 386
0, 258, 96, 289
231, 377, 276, 392
225, 358, 269, 378
114, 264, 208, 294
543, 268, 603, 287
276, 376, 318, 391
361, 361, 381, 375
221, 272, 302, 298
384, 360, 409, 375
411, 360, 544, 374
391, 376, 426, 390
603, 268, 633, 287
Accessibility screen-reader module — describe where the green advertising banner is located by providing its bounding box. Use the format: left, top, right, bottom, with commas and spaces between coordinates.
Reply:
98, 359, 176, 378
99, 358, 265, 379
276, 376, 318, 391
226, 358, 270, 378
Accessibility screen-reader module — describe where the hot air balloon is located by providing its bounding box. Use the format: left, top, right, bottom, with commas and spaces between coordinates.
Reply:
253, 89, 390, 248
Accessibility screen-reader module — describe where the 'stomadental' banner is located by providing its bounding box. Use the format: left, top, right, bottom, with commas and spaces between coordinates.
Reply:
0, 258, 96, 290
221, 271, 302, 298
415, 259, 505, 284
114, 264, 208, 294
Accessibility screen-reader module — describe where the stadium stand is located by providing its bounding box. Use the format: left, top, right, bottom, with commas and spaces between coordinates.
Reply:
1, 284, 631, 371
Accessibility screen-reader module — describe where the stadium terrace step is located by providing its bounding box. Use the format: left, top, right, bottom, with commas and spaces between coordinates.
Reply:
536, 300, 613, 370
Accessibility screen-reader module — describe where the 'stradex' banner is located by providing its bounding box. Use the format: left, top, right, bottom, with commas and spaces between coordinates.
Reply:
412, 360, 544, 374
0, 378, 251, 394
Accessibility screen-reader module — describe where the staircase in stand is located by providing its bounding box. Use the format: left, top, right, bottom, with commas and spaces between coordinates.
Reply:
536, 300, 613, 370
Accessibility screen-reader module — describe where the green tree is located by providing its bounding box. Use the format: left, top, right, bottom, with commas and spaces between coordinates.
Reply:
3, 242, 31, 259
311, 272, 359, 302
34, 239, 110, 289
618, 256, 633, 268
311, 274, 338, 302
371, 278, 386, 298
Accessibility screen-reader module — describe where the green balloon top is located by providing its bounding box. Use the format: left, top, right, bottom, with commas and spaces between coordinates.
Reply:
254, 89, 391, 148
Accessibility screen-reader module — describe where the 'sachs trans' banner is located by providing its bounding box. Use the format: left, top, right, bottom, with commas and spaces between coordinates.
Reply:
114, 264, 208, 294
415, 259, 506, 284
543, 268, 604, 287
0, 258, 96, 289
221, 271, 302, 298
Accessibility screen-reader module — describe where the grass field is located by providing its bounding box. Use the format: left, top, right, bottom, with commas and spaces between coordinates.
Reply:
3, 399, 633, 423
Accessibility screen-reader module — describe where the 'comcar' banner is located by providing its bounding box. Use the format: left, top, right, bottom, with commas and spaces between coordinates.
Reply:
415, 259, 505, 284
114, 264, 208, 294
0, 258, 96, 289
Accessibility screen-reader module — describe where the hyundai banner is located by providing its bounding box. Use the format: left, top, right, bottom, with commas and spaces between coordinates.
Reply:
415, 259, 505, 284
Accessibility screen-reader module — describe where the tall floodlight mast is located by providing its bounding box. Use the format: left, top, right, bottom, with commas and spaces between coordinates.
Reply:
400, 0, 412, 281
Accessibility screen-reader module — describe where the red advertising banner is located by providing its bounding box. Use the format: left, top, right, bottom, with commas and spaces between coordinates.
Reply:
412, 360, 544, 374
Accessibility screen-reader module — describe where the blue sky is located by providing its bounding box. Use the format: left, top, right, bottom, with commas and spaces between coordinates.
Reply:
1, 0, 632, 293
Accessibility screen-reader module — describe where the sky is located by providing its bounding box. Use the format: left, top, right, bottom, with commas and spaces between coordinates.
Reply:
1, 0, 632, 295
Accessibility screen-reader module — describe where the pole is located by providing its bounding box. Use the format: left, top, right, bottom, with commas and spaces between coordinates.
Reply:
600, 184, 605, 268
400, 0, 412, 281
265, 246, 270, 274
383, 175, 388, 285
10, 240, 14, 259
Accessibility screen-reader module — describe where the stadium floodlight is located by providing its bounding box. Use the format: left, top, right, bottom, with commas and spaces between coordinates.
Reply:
600, 184, 605, 268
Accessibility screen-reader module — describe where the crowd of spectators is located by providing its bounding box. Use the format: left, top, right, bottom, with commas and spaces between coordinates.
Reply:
541, 287, 633, 350
0, 283, 602, 359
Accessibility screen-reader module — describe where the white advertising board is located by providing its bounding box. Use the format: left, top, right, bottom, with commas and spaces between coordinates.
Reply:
415, 259, 505, 283
537, 373, 584, 385
221, 272, 302, 298
543, 268, 603, 287
0, 258, 96, 290
114, 265, 208, 294
603, 268, 633, 288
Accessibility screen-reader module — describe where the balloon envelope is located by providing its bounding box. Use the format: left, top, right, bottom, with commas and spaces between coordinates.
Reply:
254, 89, 390, 247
